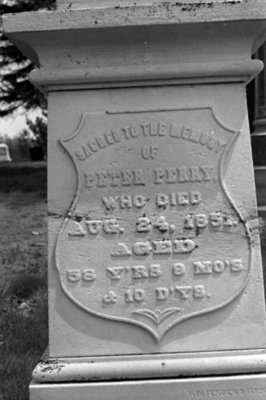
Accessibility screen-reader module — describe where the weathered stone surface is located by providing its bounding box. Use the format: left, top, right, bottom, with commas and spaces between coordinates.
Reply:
32, 350, 266, 383
47, 84, 266, 357
55, 108, 252, 342
30, 373, 266, 400
3, 0, 266, 381
57, 0, 244, 11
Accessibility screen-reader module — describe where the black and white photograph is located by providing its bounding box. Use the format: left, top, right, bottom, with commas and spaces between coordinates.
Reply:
0, 1, 266, 399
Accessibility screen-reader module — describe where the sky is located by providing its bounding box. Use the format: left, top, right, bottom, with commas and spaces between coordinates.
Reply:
0, 109, 41, 139
0, 113, 27, 138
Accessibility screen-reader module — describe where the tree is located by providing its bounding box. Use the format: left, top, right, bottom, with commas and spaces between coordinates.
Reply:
23, 115, 48, 157
0, 0, 55, 119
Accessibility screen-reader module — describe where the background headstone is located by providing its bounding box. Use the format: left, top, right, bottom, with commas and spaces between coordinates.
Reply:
0, 143, 12, 162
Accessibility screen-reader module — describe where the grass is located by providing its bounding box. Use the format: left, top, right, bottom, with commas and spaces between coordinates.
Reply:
0, 162, 46, 194
0, 163, 47, 400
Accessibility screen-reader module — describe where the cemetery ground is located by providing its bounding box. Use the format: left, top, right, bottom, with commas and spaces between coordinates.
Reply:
0, 162, 47, 400
0, 162, 265, 400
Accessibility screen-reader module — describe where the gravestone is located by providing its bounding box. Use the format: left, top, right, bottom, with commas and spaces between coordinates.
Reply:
0, 144, 12, 162
3, 1, 266, 399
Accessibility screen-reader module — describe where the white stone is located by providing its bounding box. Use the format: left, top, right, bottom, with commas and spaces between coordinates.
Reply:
32, 350, 266, 382
0, 144, 12, 162
57, 0, 241, 11
30, 372, 266, 400
45, 83, 266, 357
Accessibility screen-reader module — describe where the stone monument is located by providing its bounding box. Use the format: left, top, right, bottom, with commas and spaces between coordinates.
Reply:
0, 144, 12, 162
4, 1, 266, 399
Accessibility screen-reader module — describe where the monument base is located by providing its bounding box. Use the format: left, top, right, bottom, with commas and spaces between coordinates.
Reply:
30, 350, 266, 399
30, 373, 266, 400
31, 350, 266, 382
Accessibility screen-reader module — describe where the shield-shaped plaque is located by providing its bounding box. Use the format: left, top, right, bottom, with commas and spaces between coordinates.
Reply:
55, 108, 251, 341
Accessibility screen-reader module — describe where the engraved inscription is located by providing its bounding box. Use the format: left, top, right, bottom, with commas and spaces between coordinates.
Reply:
83, 165, 214, 189
75, 120, 226, 162
102, 195, 147, 210
141, 145, 158, 159
101, 191, 201, 210
67, 269, 96, 282
57, 109, 251, 341
153, 166, 213, 184
188, 387, 266, 398
184, 212, 238, 229
193, 259, 244, 274
84, 168, 146, 189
